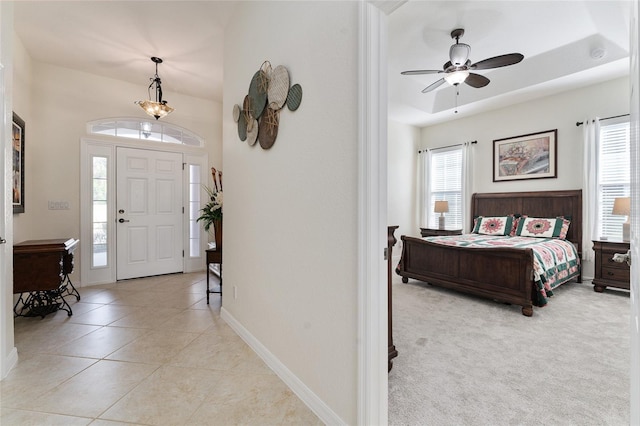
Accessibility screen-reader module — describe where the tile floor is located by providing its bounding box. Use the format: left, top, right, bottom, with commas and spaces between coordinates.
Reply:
1, 272, 321, 425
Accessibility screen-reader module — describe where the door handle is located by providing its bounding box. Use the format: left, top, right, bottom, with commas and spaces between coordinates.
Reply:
118, 218, 130, 223
0, 237, 6, 244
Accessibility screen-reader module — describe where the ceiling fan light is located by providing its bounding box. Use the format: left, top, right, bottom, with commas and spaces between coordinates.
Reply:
449, 43, 470, 66
444, 70, 469, 86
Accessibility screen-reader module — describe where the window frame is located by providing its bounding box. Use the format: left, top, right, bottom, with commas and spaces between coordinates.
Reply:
597, 118, 630, 240
426, 145, 463, 230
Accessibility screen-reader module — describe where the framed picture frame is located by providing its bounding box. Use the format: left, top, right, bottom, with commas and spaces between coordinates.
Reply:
493, 129, 557, 182
12, 112, 25, 213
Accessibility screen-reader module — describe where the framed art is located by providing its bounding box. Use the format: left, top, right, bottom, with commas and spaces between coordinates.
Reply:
493, 129, 557, 182
12, 112, 25, 213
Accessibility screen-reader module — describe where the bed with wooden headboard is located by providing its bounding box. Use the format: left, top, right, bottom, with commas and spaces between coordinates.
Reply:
396, 190, 582, 316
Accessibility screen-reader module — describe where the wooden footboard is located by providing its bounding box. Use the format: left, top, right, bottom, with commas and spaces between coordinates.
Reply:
398, 236, 535, 316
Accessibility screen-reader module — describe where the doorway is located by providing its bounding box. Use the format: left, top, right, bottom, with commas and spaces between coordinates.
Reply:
115, 147, 183, 280
80, 138, 208, 286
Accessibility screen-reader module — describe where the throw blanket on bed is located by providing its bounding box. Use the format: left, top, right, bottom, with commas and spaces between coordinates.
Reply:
407, 234, 580, 306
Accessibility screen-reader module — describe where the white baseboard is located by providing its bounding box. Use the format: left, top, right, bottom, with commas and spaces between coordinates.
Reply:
220, 307, 345, 425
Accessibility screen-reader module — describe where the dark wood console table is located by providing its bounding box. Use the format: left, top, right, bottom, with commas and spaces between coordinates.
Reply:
206, 247, 222, 304
13, 238, 79, 318
388, 226, 399, 371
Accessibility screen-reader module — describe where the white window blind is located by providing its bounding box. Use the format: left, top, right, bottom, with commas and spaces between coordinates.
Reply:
429, 146, 462, 229
598, 120, 630, 240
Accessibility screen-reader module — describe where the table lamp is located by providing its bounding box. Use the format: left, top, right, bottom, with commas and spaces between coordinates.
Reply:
434, 200, 449, 230
611, 197, 630, 242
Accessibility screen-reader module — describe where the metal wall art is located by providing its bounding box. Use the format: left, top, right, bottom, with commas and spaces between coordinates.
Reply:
233, 61, 303, 149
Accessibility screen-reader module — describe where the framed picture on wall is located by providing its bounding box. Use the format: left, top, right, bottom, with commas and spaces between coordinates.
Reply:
493, 129, 557, 182
12, 112, 25, 213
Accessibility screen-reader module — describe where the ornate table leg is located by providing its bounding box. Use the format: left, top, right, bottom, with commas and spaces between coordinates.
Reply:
388, 225, 399, 372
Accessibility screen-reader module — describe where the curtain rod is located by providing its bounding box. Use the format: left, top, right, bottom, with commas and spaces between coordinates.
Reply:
418, 140, 477, 154
575, 114, 629, 127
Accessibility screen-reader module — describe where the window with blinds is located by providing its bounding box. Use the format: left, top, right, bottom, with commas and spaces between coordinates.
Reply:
598, 120, 630, 239
429, 146, 463, 229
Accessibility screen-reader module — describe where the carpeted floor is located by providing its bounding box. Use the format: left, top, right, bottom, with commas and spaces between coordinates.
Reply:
388, 274, 630, 426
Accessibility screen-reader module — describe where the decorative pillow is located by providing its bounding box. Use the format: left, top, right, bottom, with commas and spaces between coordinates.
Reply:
509, 214, 522, 236
472, 216, 515, 236
558, 217, 571, 240
515, 217, 569, 239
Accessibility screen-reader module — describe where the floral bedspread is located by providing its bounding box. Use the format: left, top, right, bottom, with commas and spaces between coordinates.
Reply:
417, 234, 581, 306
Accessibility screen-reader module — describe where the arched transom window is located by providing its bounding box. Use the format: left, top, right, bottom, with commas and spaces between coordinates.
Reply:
87, 118, 204, 147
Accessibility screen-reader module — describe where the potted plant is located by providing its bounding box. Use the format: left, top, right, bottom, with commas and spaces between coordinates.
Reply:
197, 185, 223, 248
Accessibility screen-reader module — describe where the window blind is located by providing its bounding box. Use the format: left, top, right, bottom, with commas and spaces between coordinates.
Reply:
429, 146, 462, 229
598, 120, 630, 239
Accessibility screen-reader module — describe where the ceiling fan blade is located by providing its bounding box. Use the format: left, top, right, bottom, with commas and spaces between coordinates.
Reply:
401, 69, 442, 75
470, 53, 524, 70
465, 73, 490, 88
422, 78, 445, 93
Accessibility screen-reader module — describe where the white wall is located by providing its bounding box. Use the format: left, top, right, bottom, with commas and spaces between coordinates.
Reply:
222, 2, 359, 423
388, 120, 420, 252
421, 77, 628, 193
418, 76, 629, 278
11, 40, 223, 282
0, 0, 18, 380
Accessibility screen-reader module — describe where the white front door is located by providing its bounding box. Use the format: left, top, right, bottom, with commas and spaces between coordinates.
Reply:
116, 147, 183, 280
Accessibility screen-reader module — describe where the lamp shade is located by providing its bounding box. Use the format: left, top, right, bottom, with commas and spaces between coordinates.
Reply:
434, 200, 449, 213
612, 197, 630, 216
136, 100, 174, 120
444, 70, 469, 86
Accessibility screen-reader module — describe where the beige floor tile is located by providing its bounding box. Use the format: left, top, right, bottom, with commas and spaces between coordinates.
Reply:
66, 301, 105, 317
189, 294, 222, 310
187, 371, 319, 425
49, 326, 146, 359
23, 360, 159, 418
0, 408, 92, 425
280, 397, 324, 425
79, 289, 127, 305
1, 354, 96, 408
105, 329, 199, 364
68, 304, 137, 326
202, 315, 238, 336
107, 306, 183, 329
159, 308, 219, 333
88, 419, 147, 426
14, 322, 101, 354
108, 288, 203, 310
168, 332, 246, 370
7, 272, 318, 426
99, 365, 223, 425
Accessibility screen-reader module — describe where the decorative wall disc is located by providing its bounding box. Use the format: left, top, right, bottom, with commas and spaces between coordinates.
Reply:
267, 65, 290, 110
232, 104, 241, 122
287, 84, 303, 111
249, 70, 268, 119
243, 95, 253, 120
246, 118, 259, 146
236, 61, 301, 149
258, 108, 279, 149
237, 112, 247, 141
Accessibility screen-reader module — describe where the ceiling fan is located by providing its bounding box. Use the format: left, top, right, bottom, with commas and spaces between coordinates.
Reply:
401, 29, 524, 93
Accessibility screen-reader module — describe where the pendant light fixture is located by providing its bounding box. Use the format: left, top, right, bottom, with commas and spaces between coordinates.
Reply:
135, 57, 174, 120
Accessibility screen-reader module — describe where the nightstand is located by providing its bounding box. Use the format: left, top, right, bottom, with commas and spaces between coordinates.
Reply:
420, 228, 463, 237
592, 240, 630, 292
